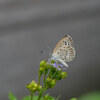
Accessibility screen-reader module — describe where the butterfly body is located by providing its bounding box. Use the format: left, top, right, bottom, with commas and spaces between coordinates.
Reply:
50, 35, 75, 68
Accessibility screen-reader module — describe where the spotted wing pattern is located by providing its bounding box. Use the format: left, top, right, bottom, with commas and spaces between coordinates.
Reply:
52, 35, 75, 62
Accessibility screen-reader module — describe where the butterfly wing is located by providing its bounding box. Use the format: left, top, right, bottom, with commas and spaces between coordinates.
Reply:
52, 35, 75, 63
53, 35, 74, 53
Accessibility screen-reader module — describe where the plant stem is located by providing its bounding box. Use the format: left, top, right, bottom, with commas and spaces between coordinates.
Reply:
43, 73, 46, 87
31, 93, 33, 100
37, 73, 46, 100
39, 75, 41, 85
37, 91, 43, 100
37, 88, 46, 100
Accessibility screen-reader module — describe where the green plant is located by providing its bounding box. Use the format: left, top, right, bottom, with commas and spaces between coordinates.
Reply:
27, 60, 67, 100
8, 60, 77, 100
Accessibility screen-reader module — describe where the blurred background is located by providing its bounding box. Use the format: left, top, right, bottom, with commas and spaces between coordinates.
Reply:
0, 0, 100, 100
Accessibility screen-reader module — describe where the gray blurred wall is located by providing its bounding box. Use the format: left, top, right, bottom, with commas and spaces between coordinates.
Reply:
0, 0, 100, 100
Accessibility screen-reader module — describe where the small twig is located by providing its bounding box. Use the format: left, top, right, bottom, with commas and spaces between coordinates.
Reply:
31, 93, 33, 100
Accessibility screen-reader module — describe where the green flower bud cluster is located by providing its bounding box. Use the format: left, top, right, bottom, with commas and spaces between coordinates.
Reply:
46, 69, 67, 88
26, 60, 68, 100
39, 60, 50, 76
39, 60, 67, 89
48, 62, 67, 80
26, 80, 42, 93
46, 77, 56, 88
56, 72, 67, 80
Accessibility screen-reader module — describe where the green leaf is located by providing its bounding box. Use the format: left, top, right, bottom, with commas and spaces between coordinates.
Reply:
8, 92, 17, 100
70, 98, 77, 100
79, 91, 100, 100
44, 94, 55, 100
55, 95, 61, 100
21, 95, 43, 100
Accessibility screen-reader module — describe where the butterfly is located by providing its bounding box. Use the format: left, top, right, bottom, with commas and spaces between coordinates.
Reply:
50, 35, 75, 68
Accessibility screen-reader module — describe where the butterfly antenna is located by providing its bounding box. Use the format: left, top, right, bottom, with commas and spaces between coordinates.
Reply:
40, 46, 52, 61
47, 46, 52, 57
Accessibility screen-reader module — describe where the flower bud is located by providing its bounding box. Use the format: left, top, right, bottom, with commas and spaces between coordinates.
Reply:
33, 83, 38, 88
46, 77, 56, 88
51, 79, 56, 87
61, 72, 67, 79
37, 85, 42, 90
26, 80, 39, 93
39, 67, 45, 77
40, 60, 46, 67
30, 80, 36, 86
46, 77, 52, 82
32, 87, 37, 92
45, 63, 50, 70
51, 60, 55, 64
26, 84, 31, 89
39, 67, 44, 73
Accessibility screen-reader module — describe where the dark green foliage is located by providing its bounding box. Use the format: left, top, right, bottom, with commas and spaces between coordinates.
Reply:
8, 92, 58, 100
79, 91, 100, 100
21, 95, 40, 100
